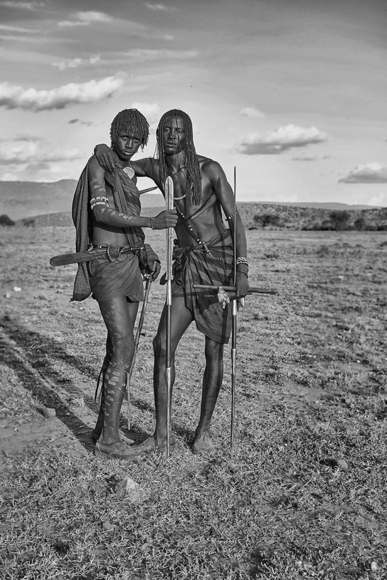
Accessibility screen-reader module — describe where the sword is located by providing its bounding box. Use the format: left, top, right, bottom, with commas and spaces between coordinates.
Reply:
165, 176, 174, 458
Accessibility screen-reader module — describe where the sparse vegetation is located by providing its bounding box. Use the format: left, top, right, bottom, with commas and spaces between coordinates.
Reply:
246, 204, 387, 232
0, 226, 386, 579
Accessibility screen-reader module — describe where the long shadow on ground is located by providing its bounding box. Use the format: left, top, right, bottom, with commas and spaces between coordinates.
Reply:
0, 318, 194, 445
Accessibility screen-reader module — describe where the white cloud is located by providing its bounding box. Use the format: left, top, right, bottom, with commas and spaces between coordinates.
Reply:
339, 163, 387, 184
58, 11, 112, 28
0, 24, 39, 33
235, 124, 328, 155
292, 155, 316, 161
146, 3, 173, 10
0, 72, 126, 111
0, 1, 43, 9
1, 172, 18, 181
367, 192, 387, 206
120, 48, 197, 61
52, 58, 82, 71
52, 55, 100, 71
130, 102, 160, 124
68, 118, 94, 127
0, 136, 81, 165
239, 107, 265, 119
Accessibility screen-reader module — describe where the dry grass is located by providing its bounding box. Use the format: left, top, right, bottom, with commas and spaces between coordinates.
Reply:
0, 226, 386, 579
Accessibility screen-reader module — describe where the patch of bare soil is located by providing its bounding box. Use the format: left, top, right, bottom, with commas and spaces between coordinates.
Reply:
0, 225, 386, 579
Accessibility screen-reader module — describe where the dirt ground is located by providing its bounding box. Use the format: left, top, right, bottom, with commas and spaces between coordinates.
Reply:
1, 225, 386, 462
1, 225, 386, 579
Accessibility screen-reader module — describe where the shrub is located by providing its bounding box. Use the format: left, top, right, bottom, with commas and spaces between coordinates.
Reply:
354, 217, 367, 231
0, 214, 15, 226
329, 210, 350, 231
253, 213, 281, 228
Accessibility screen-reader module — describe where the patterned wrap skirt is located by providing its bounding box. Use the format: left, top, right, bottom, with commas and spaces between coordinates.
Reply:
173, 229, 234, 344
88, 252, 144, 303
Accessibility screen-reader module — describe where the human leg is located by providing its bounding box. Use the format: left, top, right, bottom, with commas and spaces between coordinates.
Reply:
193, 336, 224, 454
92, 334, 113, 442
94, 296, 138, 457
92, 301, 138, 442
150, 296, 193, 448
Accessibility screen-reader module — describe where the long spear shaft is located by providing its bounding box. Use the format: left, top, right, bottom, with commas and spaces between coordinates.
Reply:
231, 166, 237, 454
126, 277, 152, 430
165, 176, 174, 458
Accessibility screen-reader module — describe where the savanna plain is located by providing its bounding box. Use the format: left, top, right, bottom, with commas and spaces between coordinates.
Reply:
0, 225, 386, 580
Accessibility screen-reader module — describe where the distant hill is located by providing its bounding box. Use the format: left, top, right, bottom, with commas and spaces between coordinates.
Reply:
238, 203, 387, 231
0, 179, 165, 220
1, 179, 386, 230
14, 206, 164, 228
9, 202, 387, 232
257, 201, 377, 210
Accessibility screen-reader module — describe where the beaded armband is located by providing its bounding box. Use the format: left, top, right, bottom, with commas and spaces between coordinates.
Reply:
90, 196, 109, 210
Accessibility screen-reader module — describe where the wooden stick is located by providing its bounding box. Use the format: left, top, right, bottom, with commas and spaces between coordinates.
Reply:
138, 186, 158, 194
165, 176, 174, 458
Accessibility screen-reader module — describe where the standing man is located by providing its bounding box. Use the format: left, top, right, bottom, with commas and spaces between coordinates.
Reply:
73, 109, 177, 459
95, 109, 249, 455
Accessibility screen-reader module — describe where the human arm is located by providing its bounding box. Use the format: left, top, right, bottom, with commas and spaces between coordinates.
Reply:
143, 243, 161, 281
88, 157, 177, 229
93, 144, 154, 178
206, 161, 249, 298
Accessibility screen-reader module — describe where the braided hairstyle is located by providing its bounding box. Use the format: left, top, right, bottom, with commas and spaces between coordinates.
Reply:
156, 109, 201, 207
110, 109, 149, 150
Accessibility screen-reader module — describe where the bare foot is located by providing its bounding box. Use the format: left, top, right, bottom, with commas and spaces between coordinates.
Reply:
192, 432, 215, 455
91, 427, 134, 446
94, 439, 141, 460
135, 435, 176, 454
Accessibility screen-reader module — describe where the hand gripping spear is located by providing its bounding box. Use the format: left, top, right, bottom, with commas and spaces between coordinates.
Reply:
165, 176, 174, 458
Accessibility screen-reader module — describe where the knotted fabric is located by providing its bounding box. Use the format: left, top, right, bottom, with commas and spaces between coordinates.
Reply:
71, 159, 145, 301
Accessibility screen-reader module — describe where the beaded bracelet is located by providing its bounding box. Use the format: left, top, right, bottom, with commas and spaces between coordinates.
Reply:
236, 256, 249, 267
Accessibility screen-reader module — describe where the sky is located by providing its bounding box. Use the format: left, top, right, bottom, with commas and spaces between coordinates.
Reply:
0, 0, 386, 205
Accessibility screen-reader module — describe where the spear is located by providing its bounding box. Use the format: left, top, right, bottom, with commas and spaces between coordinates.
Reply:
165, 176, 174, 458
231, 166, 237, 454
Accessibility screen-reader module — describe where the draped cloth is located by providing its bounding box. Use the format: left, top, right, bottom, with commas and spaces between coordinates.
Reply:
71, 158, 145, 301
172, 229, 234, 344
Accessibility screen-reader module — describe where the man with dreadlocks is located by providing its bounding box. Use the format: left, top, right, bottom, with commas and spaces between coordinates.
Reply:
73, 108, 177, 459
94, 109, 249, 455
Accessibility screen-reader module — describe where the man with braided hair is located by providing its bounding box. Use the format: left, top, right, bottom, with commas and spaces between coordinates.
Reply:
94, 109, 249, 455
73, 108, 177, 459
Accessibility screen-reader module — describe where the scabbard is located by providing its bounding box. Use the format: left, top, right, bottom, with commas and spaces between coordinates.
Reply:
50, 250, 104, 267
49, 245, 144, 267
